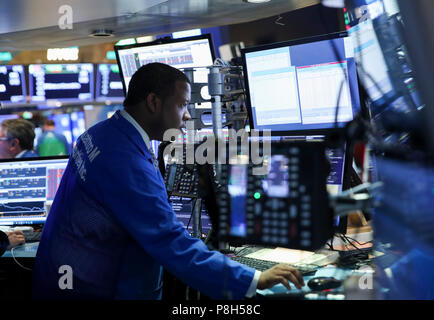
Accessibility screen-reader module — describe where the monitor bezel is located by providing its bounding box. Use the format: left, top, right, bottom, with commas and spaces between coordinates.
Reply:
0, 155, 70, 164
28, 63, 95, 104
241, 31, 360, 137
0, 155, 70, 226
114, 33, 216, 96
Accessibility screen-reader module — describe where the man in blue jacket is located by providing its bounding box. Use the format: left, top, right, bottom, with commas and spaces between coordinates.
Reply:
32, 63, 304, 299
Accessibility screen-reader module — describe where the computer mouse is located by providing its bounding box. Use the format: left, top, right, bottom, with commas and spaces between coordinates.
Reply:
307, 277, 342, 291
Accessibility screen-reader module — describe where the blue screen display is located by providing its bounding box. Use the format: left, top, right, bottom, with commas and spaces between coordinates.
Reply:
243, 34, 361, 134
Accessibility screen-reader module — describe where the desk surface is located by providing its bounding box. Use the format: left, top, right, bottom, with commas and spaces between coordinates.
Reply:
257, 265, 356, 297
2, 242, 39, 258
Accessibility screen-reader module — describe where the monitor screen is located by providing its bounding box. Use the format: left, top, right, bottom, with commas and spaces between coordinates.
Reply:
84, 105, 123, 129
70, 111, 86, 144
115, 34, 215, 94
326, 145, 348, 233
48, 113, 73, 146
170, 196, 212, 237
0, 65, 27, 104
326, 147, 346, 196
28, 64, 94, 103
95, 64, 124, 102
242, 33, 361, 136
345, 1, 422, 113
0, 157, 69, 225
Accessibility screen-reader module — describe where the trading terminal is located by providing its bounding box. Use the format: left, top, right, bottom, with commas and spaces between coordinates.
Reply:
0, 0, 433, 303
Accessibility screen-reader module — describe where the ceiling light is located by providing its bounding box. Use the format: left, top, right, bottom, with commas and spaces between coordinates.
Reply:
106, 51, 117, 60
0, 52, 13, 61
321, 0, 345, 8
243, 0, 271, 3
47, 47, 79, 61
89, 29, 115, 38
115, 38, 137, 46
136, 36, 155, 43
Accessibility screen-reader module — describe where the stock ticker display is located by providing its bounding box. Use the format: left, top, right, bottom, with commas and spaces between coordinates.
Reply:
28, 63, 94, 103
0, 158, 68, 225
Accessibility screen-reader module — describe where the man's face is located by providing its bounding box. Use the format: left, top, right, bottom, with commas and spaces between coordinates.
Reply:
160, 81, 191, 138
0, 126, 15, 159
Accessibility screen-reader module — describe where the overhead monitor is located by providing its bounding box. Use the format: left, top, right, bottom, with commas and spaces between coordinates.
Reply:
242, 32, 361, 136
114, 34, 215, 95
0, 157, 69, 226
28, 64, 94, 104
0, 65, 27, 105
95, 64, 124, 102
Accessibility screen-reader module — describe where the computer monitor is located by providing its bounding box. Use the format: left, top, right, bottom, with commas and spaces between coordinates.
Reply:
28, 64, 94, 104
0, 157, 69, 226
242, 32, 361, 136
0, 114, 19, 125
95, 64, 124, 102
169, 196, 212, 238
84, 105, 123, 129
345, 0, 423, 113
0, 65, 27, 105
114, 34, 215, 95
325, 144, 351, 233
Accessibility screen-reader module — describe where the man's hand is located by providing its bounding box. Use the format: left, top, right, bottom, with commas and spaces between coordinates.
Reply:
6, 230, 25, 250
257, 264, 305, 290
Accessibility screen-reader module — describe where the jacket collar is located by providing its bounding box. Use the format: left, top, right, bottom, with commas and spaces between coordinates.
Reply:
110, 110, 152, 160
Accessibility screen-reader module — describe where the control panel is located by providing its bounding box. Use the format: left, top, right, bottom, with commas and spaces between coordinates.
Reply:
215, 141, 333, 251
164, 163, 199, 198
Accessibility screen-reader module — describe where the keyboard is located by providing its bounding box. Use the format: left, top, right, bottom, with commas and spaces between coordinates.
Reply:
230, 256, 318, 275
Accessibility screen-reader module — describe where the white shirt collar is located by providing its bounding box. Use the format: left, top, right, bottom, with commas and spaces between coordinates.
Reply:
15, 150, 28, 158
119, 109, 151, 150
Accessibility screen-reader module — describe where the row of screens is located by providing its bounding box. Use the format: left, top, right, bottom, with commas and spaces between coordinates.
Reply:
0, 63, 124, 105
115, 33, 360, 135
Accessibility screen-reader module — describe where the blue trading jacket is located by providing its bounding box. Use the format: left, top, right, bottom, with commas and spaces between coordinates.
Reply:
32, 110, 255, 300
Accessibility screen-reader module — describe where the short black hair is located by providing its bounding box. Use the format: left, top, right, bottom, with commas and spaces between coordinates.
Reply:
123, 63, 190, 109
2, 119, 35, 150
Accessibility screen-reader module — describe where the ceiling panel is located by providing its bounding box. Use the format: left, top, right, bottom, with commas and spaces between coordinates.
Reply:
0, 0, 319, 50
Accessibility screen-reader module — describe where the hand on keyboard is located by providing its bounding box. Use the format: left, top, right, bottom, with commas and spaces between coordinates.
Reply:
257, 264, 305, 290
6, 230, 26, 250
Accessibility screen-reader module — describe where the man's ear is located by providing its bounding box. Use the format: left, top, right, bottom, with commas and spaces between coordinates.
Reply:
146, 93, 162, 114
9, 138, 20, 151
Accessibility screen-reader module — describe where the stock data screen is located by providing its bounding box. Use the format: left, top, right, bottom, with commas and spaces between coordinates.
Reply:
0, 65, 27, 104
243, 34, 361, 134
0, 158, 68, 225
29, 64, 94, 103
96, 64, 124, 102
116, 35, 214, 92
169, 196, 212, 237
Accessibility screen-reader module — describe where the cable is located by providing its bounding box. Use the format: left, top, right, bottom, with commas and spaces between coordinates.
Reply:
186, 198, 196, 230
10, 245, 33, 271
344, 235, 373, 247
